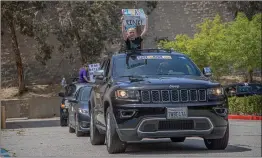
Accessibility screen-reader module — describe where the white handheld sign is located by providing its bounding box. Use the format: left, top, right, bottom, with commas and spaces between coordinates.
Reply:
88, 63, 100, 82
122, 9, 146, 31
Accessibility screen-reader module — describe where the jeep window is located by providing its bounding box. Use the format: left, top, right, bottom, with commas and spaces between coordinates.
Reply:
104, 60, 111, 77
113, 54, 202, 77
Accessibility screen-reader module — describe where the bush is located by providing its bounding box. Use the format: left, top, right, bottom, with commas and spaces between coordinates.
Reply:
228, 95, 262, 115
158, 13, 262, 81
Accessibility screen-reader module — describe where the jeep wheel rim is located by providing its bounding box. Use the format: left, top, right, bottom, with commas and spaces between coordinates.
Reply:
106, 113, 111, 147
90, 112, 94, 140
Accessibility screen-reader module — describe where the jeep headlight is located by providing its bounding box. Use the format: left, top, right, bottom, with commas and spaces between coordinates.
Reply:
207, 87, 224, 96
115, 90, 140, 100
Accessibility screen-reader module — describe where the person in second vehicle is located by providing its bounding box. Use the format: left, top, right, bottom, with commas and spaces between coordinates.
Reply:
78, 64, 90, 83
121, 15, 148, 50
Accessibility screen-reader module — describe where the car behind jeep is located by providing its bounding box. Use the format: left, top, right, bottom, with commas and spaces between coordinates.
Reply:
58, 82, 89, 126
89, 49, 229, 154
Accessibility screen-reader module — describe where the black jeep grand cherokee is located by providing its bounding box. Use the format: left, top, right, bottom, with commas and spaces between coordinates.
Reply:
89, 49, 229, 154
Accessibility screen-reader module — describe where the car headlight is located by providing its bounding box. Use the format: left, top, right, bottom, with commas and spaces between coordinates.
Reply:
207, 87, 224, 96
78, 108, 89, 114
115, 90, 140, 100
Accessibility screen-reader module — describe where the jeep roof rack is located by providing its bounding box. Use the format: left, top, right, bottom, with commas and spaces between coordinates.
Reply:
119, 48, 174, 54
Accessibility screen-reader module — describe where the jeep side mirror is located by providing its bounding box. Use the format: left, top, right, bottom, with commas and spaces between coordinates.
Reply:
58, 92, 65, 97
203, 67, 212, 77
94, 69, 105, 80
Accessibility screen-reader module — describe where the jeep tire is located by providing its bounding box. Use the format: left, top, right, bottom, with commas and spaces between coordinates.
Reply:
106, 107, 127, 154
90, 108, 105, 145
75, 116, 84, 137
204, 124, 229, 150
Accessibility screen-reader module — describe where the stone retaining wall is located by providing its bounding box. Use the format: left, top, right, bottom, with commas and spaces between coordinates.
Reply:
1, 97, 61, 119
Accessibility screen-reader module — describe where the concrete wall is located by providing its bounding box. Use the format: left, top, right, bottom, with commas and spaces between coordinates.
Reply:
142, 1, 234, 48
1, 97, 61, 119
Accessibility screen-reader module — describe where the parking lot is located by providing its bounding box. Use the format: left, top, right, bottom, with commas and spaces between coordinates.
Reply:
1, 119, 261, 157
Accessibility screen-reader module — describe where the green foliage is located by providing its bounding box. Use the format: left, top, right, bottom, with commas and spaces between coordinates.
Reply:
228, 95, 262, 115
220, 12, 261, 73
159, 12, 262, 79
54, 1, 135, 64
159, 14, 228, 77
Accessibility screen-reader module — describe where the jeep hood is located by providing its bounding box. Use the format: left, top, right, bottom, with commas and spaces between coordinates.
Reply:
114, 76, 220, 89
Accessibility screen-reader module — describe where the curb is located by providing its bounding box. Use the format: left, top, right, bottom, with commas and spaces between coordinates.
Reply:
6, 117, 59, 123
228, 115, 262, 120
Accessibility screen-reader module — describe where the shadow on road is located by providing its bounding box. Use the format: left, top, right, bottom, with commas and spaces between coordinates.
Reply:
125, 139, 251, 155
6, 119, 60, 129
6, 120, 91, 137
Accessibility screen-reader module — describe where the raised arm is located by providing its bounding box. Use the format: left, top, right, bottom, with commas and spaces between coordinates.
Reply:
83, 70, 90, 82
121, 16, 127, 41
140, 15, 148, 39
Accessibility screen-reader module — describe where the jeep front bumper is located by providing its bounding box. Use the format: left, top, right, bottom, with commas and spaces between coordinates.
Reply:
113, 103, 228, 142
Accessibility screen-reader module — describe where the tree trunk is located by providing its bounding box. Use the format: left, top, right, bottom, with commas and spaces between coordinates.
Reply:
8, 18, 26, 94
247, 69, 253, 83
73, 28, 86, 64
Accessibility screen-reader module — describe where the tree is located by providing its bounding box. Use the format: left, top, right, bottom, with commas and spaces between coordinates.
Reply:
158, 14, 228, 78
158, 13, 261, 81
1, 2, 54, 93
54, 1, 135, 64
220, 12, 262, 82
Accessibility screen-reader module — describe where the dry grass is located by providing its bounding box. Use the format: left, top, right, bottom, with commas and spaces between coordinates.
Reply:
0, 84, 62, 100
0, 87, 19, 100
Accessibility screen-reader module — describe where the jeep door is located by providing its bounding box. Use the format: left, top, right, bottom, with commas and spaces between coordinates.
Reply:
94, 58, 111, 129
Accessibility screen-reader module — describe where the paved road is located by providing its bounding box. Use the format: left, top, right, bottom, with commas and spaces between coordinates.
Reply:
1, 119, 261, 157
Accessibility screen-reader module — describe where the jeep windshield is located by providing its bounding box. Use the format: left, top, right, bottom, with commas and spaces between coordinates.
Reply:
113, 53, 202, 77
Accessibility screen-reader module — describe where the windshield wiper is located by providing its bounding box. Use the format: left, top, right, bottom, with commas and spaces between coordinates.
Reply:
119, 75, 148, 79
118, 75, 148, 82
156, 73, 172, 75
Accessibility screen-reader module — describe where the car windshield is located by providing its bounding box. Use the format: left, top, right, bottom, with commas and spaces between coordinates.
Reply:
81, 87, 92, 101
113, 54, 202, 77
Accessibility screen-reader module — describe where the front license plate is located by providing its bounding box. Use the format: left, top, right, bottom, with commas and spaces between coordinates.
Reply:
166, 107, 188, 119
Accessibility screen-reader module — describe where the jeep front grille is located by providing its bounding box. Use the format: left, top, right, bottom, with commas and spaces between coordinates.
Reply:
141, 89, 207, 103
158, 120, 194, 130
141, 91, 151, 103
